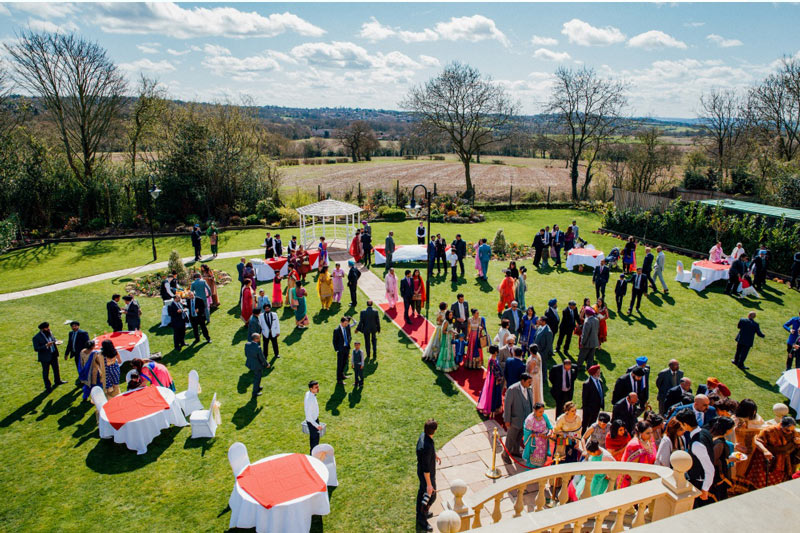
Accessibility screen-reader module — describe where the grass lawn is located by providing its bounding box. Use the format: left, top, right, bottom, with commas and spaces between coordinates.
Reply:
1, 208, 798, 531
0, 256, 480, 532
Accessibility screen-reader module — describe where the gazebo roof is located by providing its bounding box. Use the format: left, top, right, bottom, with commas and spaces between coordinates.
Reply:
295, 199, 363, 217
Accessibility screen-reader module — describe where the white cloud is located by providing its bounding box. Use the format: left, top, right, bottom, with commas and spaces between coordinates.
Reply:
533, 48, 571, 62
707, 34, 743, 48
167, 48, 192, 56
27, 18, 78, 34
119, 58, 176, 75
531, 35, 558, 46
628, 30, 687, 50
683, 21, 705, 28
203, 44, 232, 57
561, 18, 625, 46
291, 41, 374, 70
418, 55, 441, 68
137, 44, 161, 55
358, 15, 508, 46
93, 3, 325, 39
12, 3, 77, 19
201, 48, 281, 81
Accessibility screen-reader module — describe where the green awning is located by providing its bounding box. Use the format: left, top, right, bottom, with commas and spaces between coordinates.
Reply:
698, 199, 800, 222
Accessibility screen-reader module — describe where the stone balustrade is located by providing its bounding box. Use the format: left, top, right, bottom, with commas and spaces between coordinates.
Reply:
444, 451, 698, 532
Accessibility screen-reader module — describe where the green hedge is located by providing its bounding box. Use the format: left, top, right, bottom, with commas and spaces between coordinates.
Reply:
376, 206, 406, 222
603, 201, 800, 275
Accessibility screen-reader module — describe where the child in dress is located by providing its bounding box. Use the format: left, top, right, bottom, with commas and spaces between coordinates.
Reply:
271, 274, 283, 308
452, 332, 467, 366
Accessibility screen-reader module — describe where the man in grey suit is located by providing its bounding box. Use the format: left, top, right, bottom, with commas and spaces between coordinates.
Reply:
655, 359, 683, 414
450, 294, 470, 335
533, 317, 554, 364
245, 333, 270, 399
576, 308, 600, 369
503, 373, 534, 459
501, 300, 524, 337
356, 300, 381, 358
384, 231, 395, 274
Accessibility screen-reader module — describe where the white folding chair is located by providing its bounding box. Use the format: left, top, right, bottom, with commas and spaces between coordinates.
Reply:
688, 268, 706, 291
90, 386, 113, 439
228, 442, 250, 477
674, 260, 691, 283
190, 392, 218, 438
312, 443, 338, 487
176, 369, 204, 417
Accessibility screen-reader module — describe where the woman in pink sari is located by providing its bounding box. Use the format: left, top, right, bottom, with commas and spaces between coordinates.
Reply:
477, 345, 503, 416
473, 242, 482, 277
619, 420, 657, 488
131, 358, 175, 391
331, 262, 345, 303
240, 279, 254, 324
384, 267, 398, 307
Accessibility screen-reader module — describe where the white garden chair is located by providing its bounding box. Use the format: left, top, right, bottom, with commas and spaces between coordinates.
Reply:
688, 268, 706, 291
585, 244, 596, 250
675, 260, 691, 283
312, 443, 338, 487
228, 442, 250, 477
190, 392, 219, 438
90, 386, 113, 439
176, 369, 204, 417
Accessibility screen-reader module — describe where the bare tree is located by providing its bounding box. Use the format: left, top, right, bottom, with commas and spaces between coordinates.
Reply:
545, 66, 628, 200
401, 62, 517, 194
127, 75, 165, 183
748, 59, 800, 162
337, 120, 378, 162
697, 89, 747, 180
5, 31, 127, 187
625, 128, 680, 193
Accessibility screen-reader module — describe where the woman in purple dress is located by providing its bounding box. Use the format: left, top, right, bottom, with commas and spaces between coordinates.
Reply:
476, 345, 503, 416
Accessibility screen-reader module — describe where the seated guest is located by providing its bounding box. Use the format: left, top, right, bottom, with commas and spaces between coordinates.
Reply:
131, 358, 175, 391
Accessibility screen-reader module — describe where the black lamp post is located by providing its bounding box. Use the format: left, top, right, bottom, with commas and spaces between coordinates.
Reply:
410, 184, 432, 321
147, 175, 161, 262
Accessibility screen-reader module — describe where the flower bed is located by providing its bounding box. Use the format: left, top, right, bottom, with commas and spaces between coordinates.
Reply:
125, 268, 232, 298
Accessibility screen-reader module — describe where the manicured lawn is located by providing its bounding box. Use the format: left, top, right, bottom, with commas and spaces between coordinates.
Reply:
0, 257, 480, 531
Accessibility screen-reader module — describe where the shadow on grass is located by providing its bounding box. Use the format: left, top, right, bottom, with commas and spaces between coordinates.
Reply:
147, 322, 171, 337
184, 435, 216, 456
232, 397, 263, 430
231, 326, 249, 345
57, 392, 93, 429
86, 425, 181, 473
475, 278, 493, 293
325, 383, 347, 416
237, 372, 253, 394
630, 311, 657, 330
162, 342, 204, 365
0, 390, 51, 428
284, 326, 309, 345
36, 387, 81, 422
742, 370, 781, 394
0, 243, 56, 271
347, 385, 362, 408
595, 349, 616, 371
313, 308, 336, 325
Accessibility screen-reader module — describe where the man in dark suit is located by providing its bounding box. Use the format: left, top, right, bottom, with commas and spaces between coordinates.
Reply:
725, 254, 747, 295
360, 230, 373, 268
123, 295, 141, 331
628, 267, 648, 314
581, 364, 605, 432
356, 300, 381, 358
272, 234, 283, 257
167, 297, 188, 350
188, 291, 211, 344
501, 301, 524, 337
655, 359, 684, 414
160, 273, 177, 301
641, 247, 657, 291
400, 270, 414, 323
532, 229, 545, 268
64, 321, 90, 377
333, 317, 352, 384
533, 317, 554, 363
614, 273, 628, 314
612, 392, 643, 434
544, 298, 559, 336
665, 378, 694, 412
236, 258, 246, 289
626, 357, 650, 410
549, 359, 577, 417
668, 395, 717, 429
191, 224, 202, 261
733, 311, 765, 370
33, 322, 65, 392
245, 333, 269, 399
434, 233, 446, 274
384, 231, 395, 274
551, 224, 564, 267
504, 348, 527, 388
450, 294, 470, 335
426, 237, 436, 276
612, 367, 646, 405
264, 232, 274, 259
592, 259, 610, 300
451, 234, 467, 277
347, 260, 361, 307
503, 373, 534, 458
556, 300, 579, 355
107, 294, 123, 332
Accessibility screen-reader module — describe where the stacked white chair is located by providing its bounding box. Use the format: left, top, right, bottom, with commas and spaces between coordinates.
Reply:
176, 369, 204, 416
228, 442, 250, 477
312, 444, 338, 487
90, 386, 113, 439
688, 267, 706, 291
190, 392, 218, 438
674, 260, 691, 283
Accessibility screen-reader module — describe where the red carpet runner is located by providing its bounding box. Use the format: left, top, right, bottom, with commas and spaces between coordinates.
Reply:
379, 301, 486, 404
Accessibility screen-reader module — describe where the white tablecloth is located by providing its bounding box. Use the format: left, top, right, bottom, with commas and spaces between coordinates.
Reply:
777, 369, 800, 416
252, 258, 290, 282
229, 453, 330, 533
565, 249, 605, 270
98, 387, 188, 454
690, 261, 730, 291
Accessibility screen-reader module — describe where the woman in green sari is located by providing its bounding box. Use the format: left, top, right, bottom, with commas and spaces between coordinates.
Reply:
522, 403, 553, 468
292, 285, 310, 328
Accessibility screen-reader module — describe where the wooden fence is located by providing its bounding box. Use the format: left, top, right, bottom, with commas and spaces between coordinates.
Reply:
612, 188, 673, 213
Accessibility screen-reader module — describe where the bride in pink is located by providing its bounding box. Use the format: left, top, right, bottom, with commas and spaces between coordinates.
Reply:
384, 268, 398, 307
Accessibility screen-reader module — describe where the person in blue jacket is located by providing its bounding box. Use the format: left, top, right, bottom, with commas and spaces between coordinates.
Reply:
783, 310, 800, 371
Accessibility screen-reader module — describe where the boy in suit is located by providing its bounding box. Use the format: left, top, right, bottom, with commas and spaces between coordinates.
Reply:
614, 273, 628, 314
352, 341, 365, 387
452, 332, 467, 366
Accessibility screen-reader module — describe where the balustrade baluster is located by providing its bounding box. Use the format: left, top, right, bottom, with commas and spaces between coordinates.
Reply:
612, 505, 628, 533
535, 480, 546, 510
492, 494, 502, 523
581, 474, 595, 499
574, 517, 587, 532
633, 499, 648, 526
514, 487, 525, 517
557, 476, 570, 505
472, 503, 483, 528
593, 510, 610, 533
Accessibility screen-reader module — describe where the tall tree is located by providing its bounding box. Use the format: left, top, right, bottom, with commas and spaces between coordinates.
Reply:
128, 75, 165, 184
697, 88, 747, 180
401, 62, 517, 194
545, 66, 628, 200
5, 31, 127, 187
337, 120, 379, 162
748, 59, 800, 162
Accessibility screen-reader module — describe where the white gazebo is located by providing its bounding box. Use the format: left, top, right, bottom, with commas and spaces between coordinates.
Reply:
296, 199, 363, 249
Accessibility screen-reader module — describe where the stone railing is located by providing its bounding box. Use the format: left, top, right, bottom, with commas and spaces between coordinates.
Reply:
437, 451, 698, 533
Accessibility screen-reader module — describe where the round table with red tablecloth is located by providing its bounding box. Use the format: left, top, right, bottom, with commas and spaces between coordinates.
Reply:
93, 331, 150, 364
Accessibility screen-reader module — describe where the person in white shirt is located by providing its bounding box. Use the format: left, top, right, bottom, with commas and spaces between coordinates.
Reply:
304, 380, 322, 454
675, 408, 714, 504
416, 222, 426, 244
258, 303, 281, 359
729, 242, 745, 262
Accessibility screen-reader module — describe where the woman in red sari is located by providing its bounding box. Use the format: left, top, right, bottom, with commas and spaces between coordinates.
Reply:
240, 278, 254, 324
411, 269, 426, 316
349, 229, 363, 263
594, 298, 608, 344
296, 245, 311, 282
605, 419, 631, 461
497, 270, 516, 313
619, 420, 657, 488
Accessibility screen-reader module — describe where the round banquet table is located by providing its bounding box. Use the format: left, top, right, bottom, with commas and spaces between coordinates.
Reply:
691, 260, 730, 291
229, 453, 330, 533
93, 331, 150, 364
98, 386, 188, 454
565, 248, 605, 270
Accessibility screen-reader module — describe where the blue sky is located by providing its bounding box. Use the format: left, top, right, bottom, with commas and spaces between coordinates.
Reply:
1, 2, 798, 117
